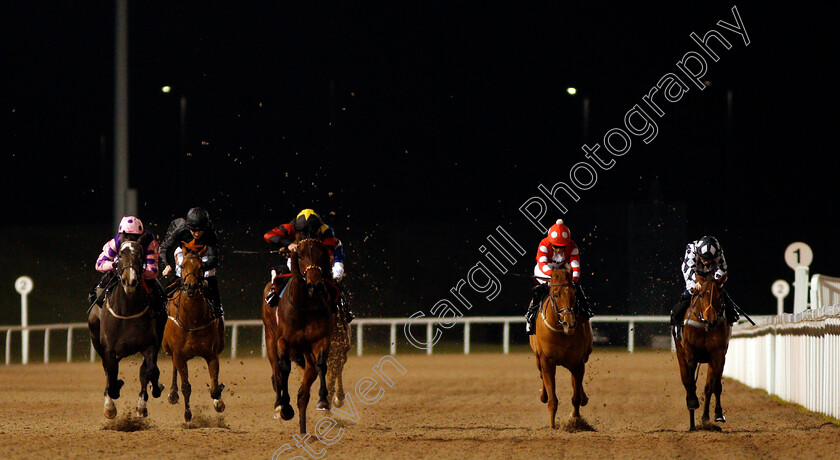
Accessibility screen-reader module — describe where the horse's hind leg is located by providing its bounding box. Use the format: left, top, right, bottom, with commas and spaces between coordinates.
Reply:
539, 356, 558, 429
712, 354, 726, 423
315, 346, 330, 411
206, 354, 226, 413
136, 356, 151, 417
570, 361, 588, 419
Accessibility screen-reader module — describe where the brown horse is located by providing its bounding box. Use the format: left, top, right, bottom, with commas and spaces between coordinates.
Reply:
326, 306, 352, 408
528, 268, 593, 429
261, 238, 333, 433
673, 273, 731, 430
88, 240, 165, 419
161, 245, 226, 422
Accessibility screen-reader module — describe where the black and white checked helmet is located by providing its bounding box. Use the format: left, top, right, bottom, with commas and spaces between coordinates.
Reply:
697, 236, 720, 261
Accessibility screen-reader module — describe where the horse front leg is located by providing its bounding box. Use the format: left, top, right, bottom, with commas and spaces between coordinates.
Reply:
315, 342, 330, 411
297, 354, 319, 434
168, 361, 180, 404
206, 354, 226, 413
676, 348, 698, 431
102, 352, 123, 419
539, 356, 558, 429
274, 350, 295, 421
172, 353, 191, 422
136, 356, 150, 417
712, 352, 726, 423
569, 362, 588, 419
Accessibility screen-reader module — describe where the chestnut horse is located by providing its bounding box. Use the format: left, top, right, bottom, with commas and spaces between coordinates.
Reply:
162, 245, 226, 422
326, 304, 352, 408
88, 240, 165, 419
673, 273, 731, 430
529, 268, 593, 429
261, 238, 333, 433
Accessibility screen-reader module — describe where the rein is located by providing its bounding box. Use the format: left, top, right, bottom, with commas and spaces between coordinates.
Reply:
685, 288, 723, 331
107, 256, 149, 320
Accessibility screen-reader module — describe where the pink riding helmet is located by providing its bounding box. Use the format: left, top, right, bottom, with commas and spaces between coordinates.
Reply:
118, 216, 144, 234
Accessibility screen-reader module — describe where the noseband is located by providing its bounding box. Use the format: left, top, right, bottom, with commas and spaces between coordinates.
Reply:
686, 288, 722, 331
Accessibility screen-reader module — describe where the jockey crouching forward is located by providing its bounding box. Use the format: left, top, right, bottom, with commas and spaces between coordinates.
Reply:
525, 219, 593, 335
670, 235, 739, 338
88, 216, 167, 317
263, 209, 353, 323
159, 207, 224, 318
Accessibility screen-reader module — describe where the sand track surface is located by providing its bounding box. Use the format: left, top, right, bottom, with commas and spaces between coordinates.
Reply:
1, 351, 838, 459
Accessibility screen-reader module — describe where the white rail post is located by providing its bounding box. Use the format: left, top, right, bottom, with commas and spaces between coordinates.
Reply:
231, 324, 239, 359
5, 330, 11, 365
356, 323, 363, 357
503, 321, 510, 355
628, 321, 635, 353
43, 328, 50, 364
261, 325, 267, 358
464, 322, 470, 355
426, 322, 434, 355
390, 322, 397, 356
15, 277, 33, 365
66, 327, 73, 363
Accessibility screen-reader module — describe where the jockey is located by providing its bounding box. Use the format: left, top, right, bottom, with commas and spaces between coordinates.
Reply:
671, 235, 739, 335
160, 207, 224, 318
88, 216, 166, 316
525, 219, 593, 335
263, 209, 353, 323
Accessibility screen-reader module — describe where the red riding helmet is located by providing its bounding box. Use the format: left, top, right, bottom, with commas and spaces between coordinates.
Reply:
547, 219, 571, 246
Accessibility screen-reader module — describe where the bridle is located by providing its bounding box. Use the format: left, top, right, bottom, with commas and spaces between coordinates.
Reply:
297, 238, 324, 279
685, 285, 723, 331
542, 282, 576, 332
168, 251, 215, 331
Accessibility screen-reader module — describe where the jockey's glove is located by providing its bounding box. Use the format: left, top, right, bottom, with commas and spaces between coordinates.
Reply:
332, 262, 345, 282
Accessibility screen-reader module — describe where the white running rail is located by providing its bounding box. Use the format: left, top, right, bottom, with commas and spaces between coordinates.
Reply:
724, 305, 840, 420
810, 274, 840, 310
1, 315, 670, 365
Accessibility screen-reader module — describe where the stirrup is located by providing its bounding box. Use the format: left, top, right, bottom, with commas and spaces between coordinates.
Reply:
265, 289, 279, 307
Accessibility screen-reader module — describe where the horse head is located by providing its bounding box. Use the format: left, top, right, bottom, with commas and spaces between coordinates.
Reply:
181, 245, 207, 298
117, 240, 144, 294
548, 268, 577, 331
692, 274, 725, 328
292, 238, 329, 297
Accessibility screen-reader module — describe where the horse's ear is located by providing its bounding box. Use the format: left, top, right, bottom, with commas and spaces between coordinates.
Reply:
198, 246, 208, 257
716, 273, 728, 286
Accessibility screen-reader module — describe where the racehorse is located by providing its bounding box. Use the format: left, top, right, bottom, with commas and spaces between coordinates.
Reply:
162, 245, 226, 422
673, 273, 731, 430
528, 267, 593, 429
88, 240, 165, 419
326, 305, 352, 408
261, 238, 334, 433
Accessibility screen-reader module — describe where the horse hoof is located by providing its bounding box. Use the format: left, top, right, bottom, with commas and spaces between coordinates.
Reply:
152, 383, 164, 398
213, 399, 226, 413
274, 405, 294, 421
332, 396, 344, 408
316, 400, 330, 411
184, 410, 192, 422
104, 401, 117, 420
168, 392, 180, 405
715, 414, 726, 423
136, 407, 148, 418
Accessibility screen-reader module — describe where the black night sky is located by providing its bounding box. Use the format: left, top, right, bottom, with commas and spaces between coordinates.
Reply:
1, 2, 838, 332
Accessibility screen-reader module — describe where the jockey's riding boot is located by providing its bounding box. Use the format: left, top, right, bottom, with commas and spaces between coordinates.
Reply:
265, 287, 279, 307
722, 290, 740, 325
525, 284, 548, 335
574, 282, 594, 319
206, 276, 224, 318
670, 292, 691, 327
339, 291, 355, 324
